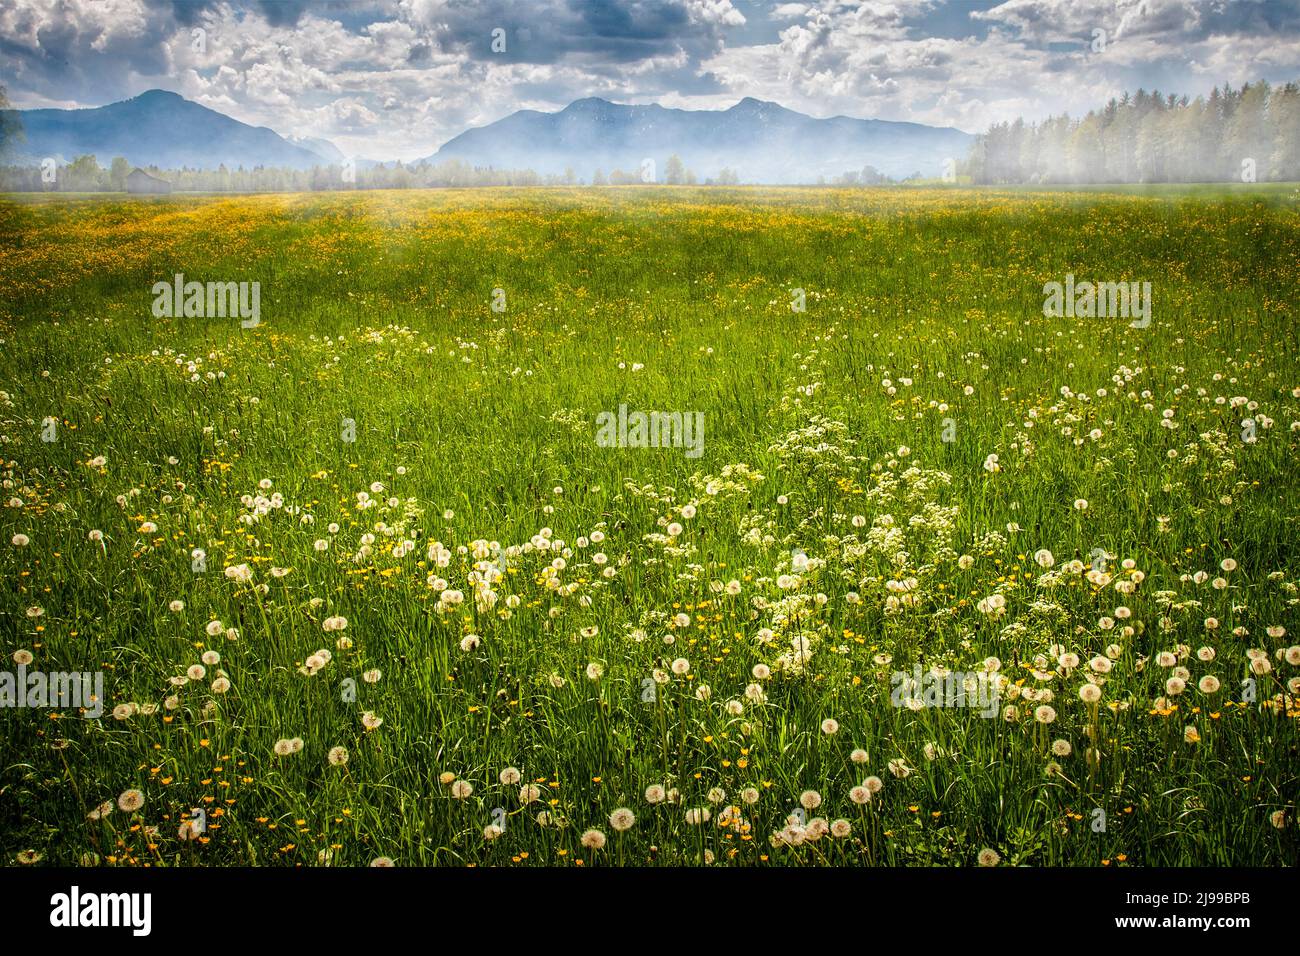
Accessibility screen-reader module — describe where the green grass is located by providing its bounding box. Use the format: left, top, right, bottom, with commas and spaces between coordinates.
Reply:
0, 185, 1298, 867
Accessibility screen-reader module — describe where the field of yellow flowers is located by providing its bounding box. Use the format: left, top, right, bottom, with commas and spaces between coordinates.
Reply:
1, 185, 1298, 867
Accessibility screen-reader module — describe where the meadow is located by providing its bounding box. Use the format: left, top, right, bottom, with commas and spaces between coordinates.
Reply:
0, 185, 1297, 867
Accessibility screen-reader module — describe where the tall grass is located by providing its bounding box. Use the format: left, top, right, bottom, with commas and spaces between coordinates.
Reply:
0, 186, 1297, 866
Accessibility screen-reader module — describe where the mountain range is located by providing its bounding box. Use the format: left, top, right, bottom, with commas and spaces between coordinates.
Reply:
423, 96, 973, 182
2, 90, 974, 182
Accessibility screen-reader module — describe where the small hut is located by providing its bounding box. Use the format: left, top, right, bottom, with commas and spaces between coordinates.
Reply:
126, 169, 172, 194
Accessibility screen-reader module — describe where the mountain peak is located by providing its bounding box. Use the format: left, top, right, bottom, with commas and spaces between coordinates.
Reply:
564, 97, 617, 110
131, 89, 185, 103
12, 89, 330, 171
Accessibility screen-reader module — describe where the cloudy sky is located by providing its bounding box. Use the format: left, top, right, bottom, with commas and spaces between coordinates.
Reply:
2, 0, 1298, 160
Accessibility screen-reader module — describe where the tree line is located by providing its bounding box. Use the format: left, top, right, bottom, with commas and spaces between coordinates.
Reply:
970, 80, 1300, 184
0, 153, 747, 192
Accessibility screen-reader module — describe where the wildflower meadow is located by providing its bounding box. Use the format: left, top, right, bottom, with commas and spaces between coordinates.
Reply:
1, 185, 1298, 868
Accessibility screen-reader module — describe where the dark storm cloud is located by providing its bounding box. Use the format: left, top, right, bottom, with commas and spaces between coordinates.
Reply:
1, 0, 180, 103
154, 0, 210, 27
251, 0, 312, 26
153, 0, 314, 27
410, 0, 736, 65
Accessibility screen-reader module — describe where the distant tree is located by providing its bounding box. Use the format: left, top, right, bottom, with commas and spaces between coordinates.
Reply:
1068, 113, 1105, 182
664, 153, 686, 184
1226, 81, 1271, 181
0, 85, 23, 161
109, 156, 130, 191
715, 167, 739, 185
1270, 82, 1300, 180
64, 154, 102, 191
591, 168, 607, 185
